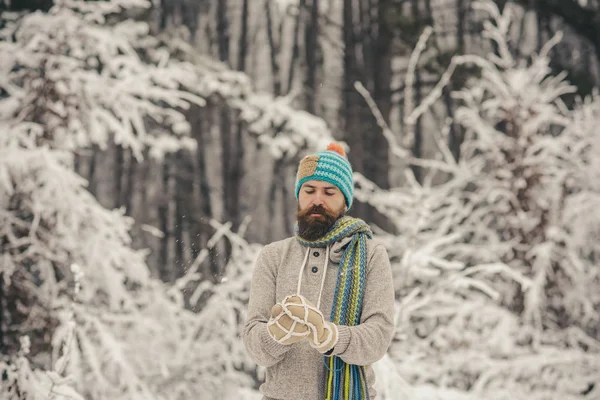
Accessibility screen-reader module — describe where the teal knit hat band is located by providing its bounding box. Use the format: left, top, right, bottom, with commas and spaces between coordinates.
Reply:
295, 143, 354, 208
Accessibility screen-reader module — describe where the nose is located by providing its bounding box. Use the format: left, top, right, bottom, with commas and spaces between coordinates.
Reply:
311, 193, 324, 206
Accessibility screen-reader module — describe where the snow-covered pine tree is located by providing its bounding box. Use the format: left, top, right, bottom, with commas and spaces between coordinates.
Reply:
355, 1, 600, 399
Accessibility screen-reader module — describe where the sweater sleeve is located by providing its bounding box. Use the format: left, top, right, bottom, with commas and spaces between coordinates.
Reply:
329, 244, 395, 365
242, 244, 293, 367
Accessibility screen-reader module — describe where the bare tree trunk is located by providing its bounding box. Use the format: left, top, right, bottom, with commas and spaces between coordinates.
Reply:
187, 106, 204, 263
357, 0, 392, 190
181, 0, 199, 42
368, 0, 392, 191
217, 0, 230, 65
158, 156, 171, 282
265, 0, 287, 240
138, 148, 152, 267
265, 0, 282, 96
457, 0, 466, 53
216, 0, 235, 271
239, 0, 249, 73
342, 0, 367, 222
174, 195, 184, 277
287, 0, 305, 94
267, 158, 283, 241
217, 0, 231, 216
519, 0, 600, 64
231, 0, 250, 234
74, 152, 81, 175
159, 0, 172, 30
114, 144, 124, 209
123, 149, 136, 216
280, 160, 293, 237
447, 0, 467, 161
412, 70, 423, 182
220, 108, 234, 223
342, 0, 364, 184
88, 146, 98, 197
174, 150, 190, 278
409, 0, 423, 182
0, 272, 4, 350
343, 0, 392, 228
304, 0, 319, 114
192, 105, 219, 282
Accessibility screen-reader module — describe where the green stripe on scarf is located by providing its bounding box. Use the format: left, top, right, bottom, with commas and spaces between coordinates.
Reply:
295, 216, 372, 400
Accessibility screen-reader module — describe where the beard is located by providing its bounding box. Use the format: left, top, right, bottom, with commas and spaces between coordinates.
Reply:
296, 204, 344, 241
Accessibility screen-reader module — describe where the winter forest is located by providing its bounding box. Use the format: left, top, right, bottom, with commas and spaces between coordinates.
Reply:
1, 0, 600, 398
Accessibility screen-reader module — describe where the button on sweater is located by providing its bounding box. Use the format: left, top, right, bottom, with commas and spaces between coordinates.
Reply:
242, 236, 395, 400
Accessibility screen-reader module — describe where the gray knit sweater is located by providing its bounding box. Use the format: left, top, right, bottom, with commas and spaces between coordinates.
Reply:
242, 236, 395, 400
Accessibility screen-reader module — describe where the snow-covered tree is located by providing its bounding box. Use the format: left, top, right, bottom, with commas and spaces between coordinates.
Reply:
154, 26, 337, 160
0, 0, 335, 398
155, 219, 264, 399
0, 1, 190, 397
355, 1, 600, 399
6, 0, 599, 399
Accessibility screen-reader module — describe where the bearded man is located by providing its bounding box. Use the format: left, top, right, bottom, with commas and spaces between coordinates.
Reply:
243, 143, 395, 400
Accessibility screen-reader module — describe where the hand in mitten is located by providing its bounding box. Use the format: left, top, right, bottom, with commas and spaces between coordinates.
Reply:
267, 302, 310, 345
282, 295, 339, 354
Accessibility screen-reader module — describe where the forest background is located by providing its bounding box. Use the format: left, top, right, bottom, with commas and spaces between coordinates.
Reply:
1, 0, 600, 399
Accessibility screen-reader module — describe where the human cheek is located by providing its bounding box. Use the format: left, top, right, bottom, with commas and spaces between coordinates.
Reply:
299, 193, 314, 209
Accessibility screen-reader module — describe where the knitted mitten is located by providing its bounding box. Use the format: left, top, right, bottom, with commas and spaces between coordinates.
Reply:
267, 303, 310, 345
282, 295, 339, 354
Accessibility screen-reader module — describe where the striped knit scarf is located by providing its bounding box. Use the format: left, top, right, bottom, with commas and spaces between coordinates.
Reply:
295, 215, 372, 400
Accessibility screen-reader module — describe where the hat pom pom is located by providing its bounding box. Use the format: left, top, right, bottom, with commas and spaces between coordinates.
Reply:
326, 142, 346, 158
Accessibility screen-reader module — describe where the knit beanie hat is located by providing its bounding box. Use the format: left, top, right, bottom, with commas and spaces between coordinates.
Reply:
295, 143, 354, 208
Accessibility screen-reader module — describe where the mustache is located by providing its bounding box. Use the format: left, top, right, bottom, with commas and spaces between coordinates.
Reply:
297, 205, 330, 218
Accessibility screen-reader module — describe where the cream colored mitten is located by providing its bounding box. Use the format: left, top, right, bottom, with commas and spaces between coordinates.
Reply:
282, 295, 339, 354
267, 303, 310, 345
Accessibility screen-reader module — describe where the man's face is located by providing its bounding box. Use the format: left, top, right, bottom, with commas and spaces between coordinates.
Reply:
296, 180, 346, 241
